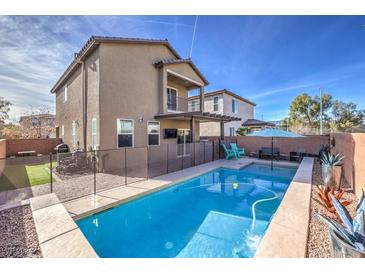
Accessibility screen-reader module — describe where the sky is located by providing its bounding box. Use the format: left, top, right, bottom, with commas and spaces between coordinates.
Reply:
1, 15, 365, 122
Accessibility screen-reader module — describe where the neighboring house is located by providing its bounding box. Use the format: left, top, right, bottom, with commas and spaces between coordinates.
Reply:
51, 36, 239, 152
241, 118, 275, 133
188, 89, 255, 137
19, 114, 56, 138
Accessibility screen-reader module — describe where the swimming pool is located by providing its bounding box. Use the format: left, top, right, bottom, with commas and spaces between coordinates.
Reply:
77, 163, 297, 258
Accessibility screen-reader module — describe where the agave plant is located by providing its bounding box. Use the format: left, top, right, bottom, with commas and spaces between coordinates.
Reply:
315, 185, 351, 221
320, 152, 344, 166
318, 190, 365, 253
321, 152, 344, 189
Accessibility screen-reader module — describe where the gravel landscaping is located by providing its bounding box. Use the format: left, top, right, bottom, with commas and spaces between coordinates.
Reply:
0, 205, 42, 258
307, 160, 358, 258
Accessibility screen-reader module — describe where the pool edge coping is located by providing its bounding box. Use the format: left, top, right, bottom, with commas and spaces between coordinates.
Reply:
29, 193, 98, 258
254, 157, 314, 258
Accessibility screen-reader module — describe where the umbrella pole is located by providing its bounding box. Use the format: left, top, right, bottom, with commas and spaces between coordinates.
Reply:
271, 136, 274, 170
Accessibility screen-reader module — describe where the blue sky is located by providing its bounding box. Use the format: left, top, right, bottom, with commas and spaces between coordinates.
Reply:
1, 15, 365, 121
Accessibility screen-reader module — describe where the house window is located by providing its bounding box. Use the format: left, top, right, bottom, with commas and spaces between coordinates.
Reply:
189, 100, 199, 112
61, 125, 65, 140
64, 85, 68, 102
167, 87, 178, 111
148, 121, 160, 146
117, 119, 133, 148
72, 121, 76, 145
230, 127, 235, 136
213, 96, 219, 112
92, 118, 97, 149
232, 99, 237, 113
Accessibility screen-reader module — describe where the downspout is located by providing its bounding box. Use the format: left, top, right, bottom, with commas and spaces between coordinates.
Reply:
77, 56, 87, 152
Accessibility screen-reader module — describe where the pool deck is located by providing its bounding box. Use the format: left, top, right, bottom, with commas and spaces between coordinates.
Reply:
255, 157, 314, 258
28, 157, 309, 258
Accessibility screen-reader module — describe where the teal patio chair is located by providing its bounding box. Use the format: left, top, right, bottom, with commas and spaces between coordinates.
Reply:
230, 143, 245, 158
222, 144, 238, 160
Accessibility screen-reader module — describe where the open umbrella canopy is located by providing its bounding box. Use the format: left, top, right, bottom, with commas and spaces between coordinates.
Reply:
247, 128, 304, 169
247, 128, 304, 138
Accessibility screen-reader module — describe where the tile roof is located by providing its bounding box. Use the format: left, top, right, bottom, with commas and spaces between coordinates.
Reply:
242, 119, 275, 127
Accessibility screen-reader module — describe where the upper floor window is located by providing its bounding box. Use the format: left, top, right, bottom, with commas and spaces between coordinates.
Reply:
229, 127, 235, 136
167, 87, 178, 111
92, 118, 97, 149
148, 121, 160, 146
117, 119, 133, 148
213, 96, 219, 112
61, 125, 65, 140
189, 100, 199, 112
64, 85, 68, 102
232, 99, 237, 114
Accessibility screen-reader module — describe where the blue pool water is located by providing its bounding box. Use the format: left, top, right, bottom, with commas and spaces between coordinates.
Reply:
77, 164, 297, 258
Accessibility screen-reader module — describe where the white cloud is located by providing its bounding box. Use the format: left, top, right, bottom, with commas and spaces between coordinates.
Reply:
0, 15, 169, 120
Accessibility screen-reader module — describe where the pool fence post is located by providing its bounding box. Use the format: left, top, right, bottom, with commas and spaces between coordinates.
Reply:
49, 152, 53, 193
181, 144, 184, 170
203, 141, 206, 163
93, 149, 96, 195
166, 144, 169, 174
193, 142, 196, 166
146, 146, 149, 179
125, 148, 127, 186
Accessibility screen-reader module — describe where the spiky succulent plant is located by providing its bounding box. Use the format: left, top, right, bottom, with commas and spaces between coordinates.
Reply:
315, 185, 351, 220
318, 190, 365, 252
320, 152, 344, 166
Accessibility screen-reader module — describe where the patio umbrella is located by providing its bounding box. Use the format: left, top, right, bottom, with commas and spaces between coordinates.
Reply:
247, 128, 304, 169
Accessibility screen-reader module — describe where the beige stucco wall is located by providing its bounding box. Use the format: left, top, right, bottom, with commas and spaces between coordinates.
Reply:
330, 133, 365, 197
223, 93, 254, 136
164, 62, 204, 86
55, 64, 84, 149
199, 94, 223, 136
85, 48, 100, 150
0, 139, 6, 176
199, 93, 254, 137
166, 80, 189, 112
0, 139, 6, 159
98, 43, 203, 149
55, 48, 100, 150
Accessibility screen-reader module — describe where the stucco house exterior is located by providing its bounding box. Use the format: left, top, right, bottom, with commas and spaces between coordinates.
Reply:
51, 36, 239, 152
188, 89, 255, 137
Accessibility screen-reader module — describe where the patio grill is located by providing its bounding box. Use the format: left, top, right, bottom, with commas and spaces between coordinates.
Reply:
54, 143, 70, 153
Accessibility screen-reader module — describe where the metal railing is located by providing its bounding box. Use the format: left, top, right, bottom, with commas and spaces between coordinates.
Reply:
167, 95, 200, 112
0, 141, 222, 205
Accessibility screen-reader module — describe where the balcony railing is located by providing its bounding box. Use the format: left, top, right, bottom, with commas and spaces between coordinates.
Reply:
167, 95, 200, 112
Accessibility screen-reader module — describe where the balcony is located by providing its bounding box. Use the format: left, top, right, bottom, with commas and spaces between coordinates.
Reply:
167, 95, 201, 113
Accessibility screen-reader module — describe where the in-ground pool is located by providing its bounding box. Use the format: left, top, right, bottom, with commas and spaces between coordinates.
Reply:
77, 163, 297, 258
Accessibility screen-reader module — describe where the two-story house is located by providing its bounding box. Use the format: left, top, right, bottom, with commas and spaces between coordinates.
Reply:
188, 89, 255, 137
51, 36, 239, 152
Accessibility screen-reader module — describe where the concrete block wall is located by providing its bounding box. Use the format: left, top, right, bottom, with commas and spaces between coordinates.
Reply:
0, 139, 6, 159
204, 135, 329, 155
330, 133, 365, 197
5, 138, 62, 157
